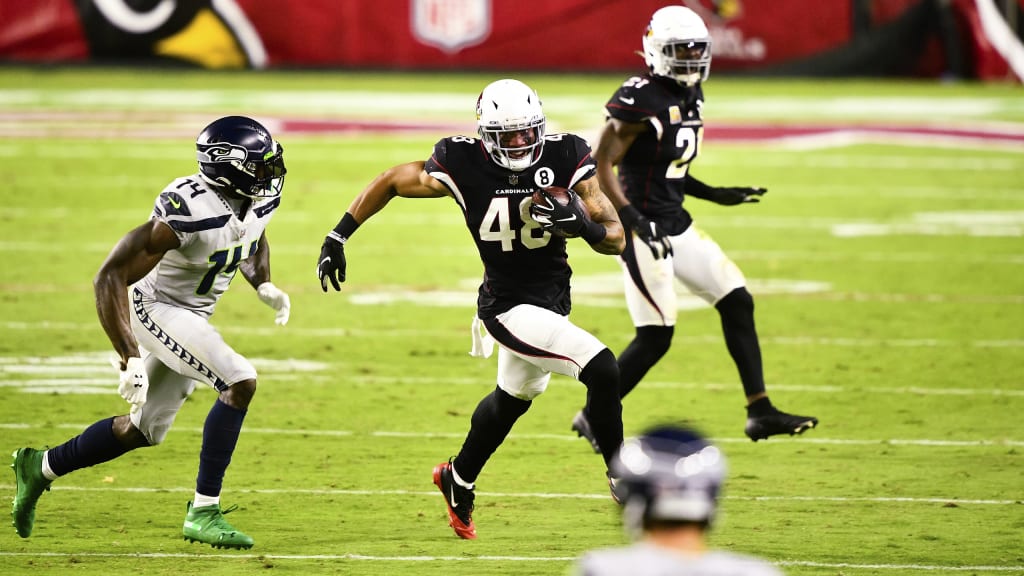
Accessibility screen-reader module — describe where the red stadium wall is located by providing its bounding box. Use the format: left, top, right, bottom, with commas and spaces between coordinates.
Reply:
1, 0, 1021, 81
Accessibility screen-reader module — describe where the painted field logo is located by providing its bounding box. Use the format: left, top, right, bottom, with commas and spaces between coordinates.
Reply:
411, 0, 491, 53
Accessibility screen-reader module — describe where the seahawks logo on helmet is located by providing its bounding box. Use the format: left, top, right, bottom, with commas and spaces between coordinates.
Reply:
197, 144, 248, 164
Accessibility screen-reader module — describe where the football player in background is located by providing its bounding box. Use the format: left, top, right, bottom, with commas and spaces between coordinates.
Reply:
10, 116, 289, 549
571, 5, 818, 449
317, 79, 625, 539
573, 424, 784, 576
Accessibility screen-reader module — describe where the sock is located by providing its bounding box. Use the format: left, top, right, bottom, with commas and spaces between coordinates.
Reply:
45, 417, 133, 477
579, 349, 624, 466
716, 288, 767, 398
41, 451, 58, 481
196, 399, 246, 498
616, 325, 674, 399
192, 493, 220, 508
451, 465, 474, 490
746, 396, 775, 416
453, 387, 531, 483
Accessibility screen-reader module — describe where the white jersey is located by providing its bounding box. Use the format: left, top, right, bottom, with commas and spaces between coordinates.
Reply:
133, 174, 281, 317
575, 543, 783, 576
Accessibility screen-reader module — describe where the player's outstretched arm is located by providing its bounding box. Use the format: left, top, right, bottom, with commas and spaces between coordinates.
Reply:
684, 174, 766, 206
94, 219, 179, 367
575, 177, 625, 256
318, 161, 450, 292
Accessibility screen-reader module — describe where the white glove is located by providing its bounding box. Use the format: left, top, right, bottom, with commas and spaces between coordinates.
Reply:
115, 356, 149, 407
257, 281, 291, 326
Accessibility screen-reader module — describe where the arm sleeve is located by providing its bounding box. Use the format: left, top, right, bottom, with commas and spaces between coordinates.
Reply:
683, 173, 718, 201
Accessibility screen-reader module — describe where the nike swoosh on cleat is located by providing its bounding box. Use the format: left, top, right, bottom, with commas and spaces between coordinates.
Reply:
619, 96, 635, 105
449, 485, 458, 508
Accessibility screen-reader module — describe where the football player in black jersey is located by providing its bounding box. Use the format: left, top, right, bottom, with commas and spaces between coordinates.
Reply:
570, 5, 818, 448
317, 79, 625, 539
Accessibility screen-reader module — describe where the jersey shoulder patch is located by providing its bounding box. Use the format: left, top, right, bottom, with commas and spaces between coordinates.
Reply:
152, 176, 231, 235
157, 190, 191, 217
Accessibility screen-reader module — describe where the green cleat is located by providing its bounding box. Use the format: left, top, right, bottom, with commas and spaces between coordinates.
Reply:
182, 501, 254, 550
10, 448, 52, 538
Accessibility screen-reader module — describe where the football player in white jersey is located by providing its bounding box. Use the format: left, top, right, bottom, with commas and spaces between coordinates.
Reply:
574, 425, 784, 576
571, 5, 817, 449
10, 116, 289, 549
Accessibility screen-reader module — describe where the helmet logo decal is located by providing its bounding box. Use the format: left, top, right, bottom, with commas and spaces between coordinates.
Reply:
198, 144, 248, 164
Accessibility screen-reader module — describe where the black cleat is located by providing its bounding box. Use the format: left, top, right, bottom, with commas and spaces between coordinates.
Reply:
607, 472, 624, 506
745, 409, 818, 441
571, 410, 601, 454
432, 459, 476, 539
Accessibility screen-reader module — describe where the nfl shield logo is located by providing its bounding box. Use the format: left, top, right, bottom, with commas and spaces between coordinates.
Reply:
412, 0, 492, 54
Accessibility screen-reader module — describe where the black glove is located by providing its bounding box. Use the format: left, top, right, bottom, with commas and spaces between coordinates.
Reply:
711, 186, 767, 206
619, 205, 672, 259
529, 188, 588, 238
317, 233, 347, 292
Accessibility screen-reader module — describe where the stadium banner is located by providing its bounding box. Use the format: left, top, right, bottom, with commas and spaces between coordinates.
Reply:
1, 0, 1020, 81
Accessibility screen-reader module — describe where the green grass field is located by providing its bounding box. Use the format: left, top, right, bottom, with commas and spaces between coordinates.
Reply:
1, 68, 1022, 575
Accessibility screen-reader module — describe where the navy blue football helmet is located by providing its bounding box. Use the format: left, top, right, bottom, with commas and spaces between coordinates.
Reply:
196, 116, 286, 199
610, 425, 726, 537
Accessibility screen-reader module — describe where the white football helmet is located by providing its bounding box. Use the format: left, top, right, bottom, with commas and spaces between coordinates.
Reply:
642, 5, 712, 86
610, 425, 726, 538
475, 79, 546, 172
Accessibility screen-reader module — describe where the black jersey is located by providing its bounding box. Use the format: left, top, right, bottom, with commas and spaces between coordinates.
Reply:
424, 133, 596, 319
605, 74, 704, 236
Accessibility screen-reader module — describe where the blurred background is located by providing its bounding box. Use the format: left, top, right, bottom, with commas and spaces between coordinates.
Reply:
2, 0, 1022, 82
1, 4, 1023, 574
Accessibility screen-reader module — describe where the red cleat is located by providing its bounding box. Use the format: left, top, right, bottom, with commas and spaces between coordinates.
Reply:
432, 459, 477, 540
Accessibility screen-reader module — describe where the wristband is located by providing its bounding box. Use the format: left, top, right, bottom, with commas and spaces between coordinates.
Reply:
330, 212, 360, 243
580, 220, 607, 245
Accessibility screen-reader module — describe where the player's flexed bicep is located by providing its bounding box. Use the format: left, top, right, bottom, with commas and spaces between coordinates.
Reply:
574, 176, 624, 255
94, 219, 180, 367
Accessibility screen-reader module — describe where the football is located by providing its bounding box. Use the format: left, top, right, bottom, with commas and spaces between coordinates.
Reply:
530, 186, 589, 238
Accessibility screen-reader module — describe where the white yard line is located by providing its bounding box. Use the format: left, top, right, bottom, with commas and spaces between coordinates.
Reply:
1, 423, 1021, 446
0, 551, 1019, 571
4, 241, 1024, 266
2, 323, 1023, 348
0, 484, 1014, 506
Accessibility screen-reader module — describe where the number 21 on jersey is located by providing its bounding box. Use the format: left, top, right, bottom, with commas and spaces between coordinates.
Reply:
665, 126, 703, 180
